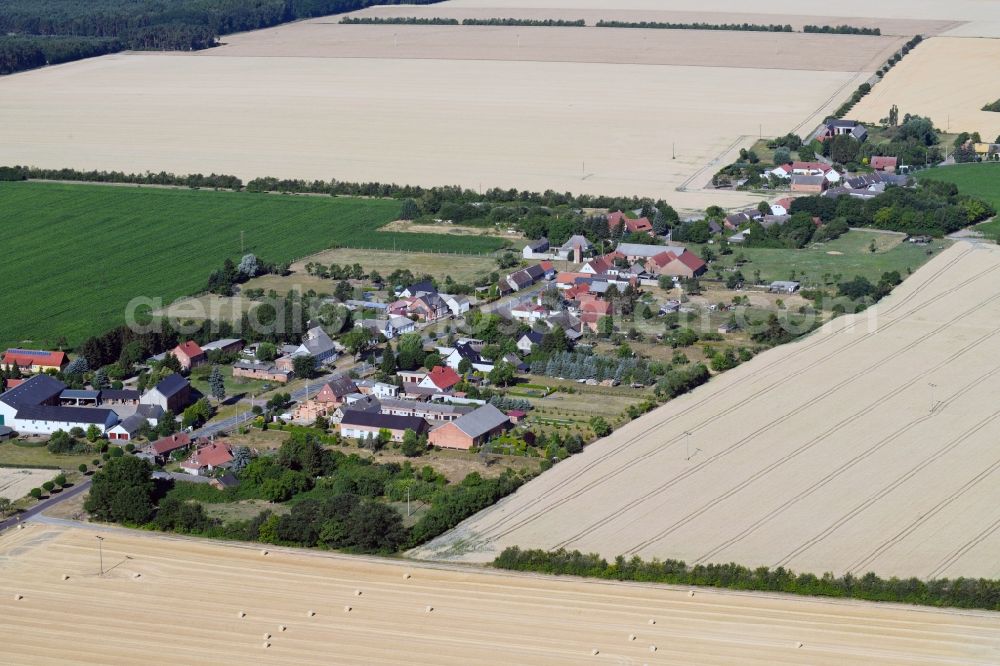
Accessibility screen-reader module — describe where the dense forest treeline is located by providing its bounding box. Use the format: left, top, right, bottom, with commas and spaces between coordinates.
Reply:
0, 0, 445, 74
494, 547, 1000, 611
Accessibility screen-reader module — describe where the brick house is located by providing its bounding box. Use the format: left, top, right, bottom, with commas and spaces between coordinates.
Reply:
172, 341, 206, 371
428, 404, 511, 450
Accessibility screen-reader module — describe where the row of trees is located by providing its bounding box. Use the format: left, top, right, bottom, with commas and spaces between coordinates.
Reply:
803, 24, 880, 35
595, 20, 792, 32
0, 164, 243, 189
493, 547, 1000, 611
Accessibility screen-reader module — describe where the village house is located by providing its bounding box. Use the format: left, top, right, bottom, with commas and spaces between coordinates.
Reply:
643, 250, 707, 279
106, 414, 147, 441
356, 379, 399, 399
232, 360, 293, 383
790, 175, 828, 194
294, 326, 339, 366
330, 394, 382, 423
140, 373, 192, 413
180, 442, 234, 476
339, 410, 428, 442
522, 237, 550, 259
870, 156, 898, 172
819, 119, 868, 142
397, 280, 436, 298
1, 348, 69, 374
418, 366, 462, 393
438, 342, 494, 373
607, 211, 654, 236
355, 315, 415, 340
440, 294, 471, 317
556, 235, 593, 262
137, 432, 193, 465
427, 404, 511, 451
511, 301, 554, 323
389, 293, 449, 322
315, 375, 359, 407
516, 331, 544, 355
770, 162, 841, 184
172, 340, 207, 371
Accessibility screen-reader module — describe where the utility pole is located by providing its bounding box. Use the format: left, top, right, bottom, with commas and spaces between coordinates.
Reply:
95, 536, 104, 576
684, 430, 693, 461
928, 383, 937, 412
672, 142, 676, 160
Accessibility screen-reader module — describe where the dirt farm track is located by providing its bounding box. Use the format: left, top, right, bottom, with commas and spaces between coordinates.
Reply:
1, 524, 999, 665
415, 242, 1000, 580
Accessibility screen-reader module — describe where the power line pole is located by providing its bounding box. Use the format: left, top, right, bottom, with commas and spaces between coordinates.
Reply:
95, 536, 104, 576
684, 430, 693, 461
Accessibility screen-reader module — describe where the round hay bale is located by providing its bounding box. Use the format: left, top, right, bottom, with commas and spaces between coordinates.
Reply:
133, 573, 142, 579
261, 550, 269, 556
354, 589, 362, 596
648, 618, 656, 625
649, 645, 657, 653
628, 634, 636, 642
263, 633, 271, 640
403, 573, 411, 580
262, 642, 270, 649
591, 648, 599, 656
18, 524, 24, 530
14, 594, 23, 601
307, 610, 316, 617
344, 605, 352, 612
688, 590, 695, 598
425, 605, 434, 613
238, 611, 246, 618
795, 641, 803, 649
278, 625, 286, 632
62, 574, 70, 581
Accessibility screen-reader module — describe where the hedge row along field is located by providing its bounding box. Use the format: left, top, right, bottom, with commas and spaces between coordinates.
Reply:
0, 181, 506, 348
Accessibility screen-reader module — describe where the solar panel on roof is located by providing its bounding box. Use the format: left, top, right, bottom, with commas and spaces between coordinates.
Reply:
8, 349, 54, 357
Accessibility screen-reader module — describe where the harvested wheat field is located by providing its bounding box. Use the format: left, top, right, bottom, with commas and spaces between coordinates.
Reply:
853, 37, 1000, 140
440, 0, 999, 37
0, 468, 54, 501
415, 242, 1000, 581
0, 4, 907, 212
1, 524, 999, 665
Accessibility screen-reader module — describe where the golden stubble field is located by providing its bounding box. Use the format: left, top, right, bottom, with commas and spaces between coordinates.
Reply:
1, 524, 999, 665
414, 242, 1000, 581
852, 37, 1000, 140
0, 1, 922, 212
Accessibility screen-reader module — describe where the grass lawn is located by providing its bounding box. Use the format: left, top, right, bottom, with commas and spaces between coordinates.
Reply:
695, 230, 949, 288
189, 364, 271, 400
0, 440, 96, 471
0, 182, 509, 349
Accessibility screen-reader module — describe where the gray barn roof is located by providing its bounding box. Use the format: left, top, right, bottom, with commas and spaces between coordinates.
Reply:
449, 404, 510, 438
0, 374, 65, 409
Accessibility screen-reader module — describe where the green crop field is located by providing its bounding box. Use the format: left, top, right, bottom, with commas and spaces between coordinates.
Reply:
916, 164, 1000, 239
0, 182, 508, 349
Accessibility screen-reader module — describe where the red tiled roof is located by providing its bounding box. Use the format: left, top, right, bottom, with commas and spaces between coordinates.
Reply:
183, 442, 233, 468
174, 341, 204, 359
538, 260, 554, 272
149, 432, 192, 455
427, 365, 461, 390
675, 251, 706, 272
608, 211, 652, 234
647, 251, 676, 268
2, 349, 67, 369
556, 272, 590, 285
581, 300, 612, 315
